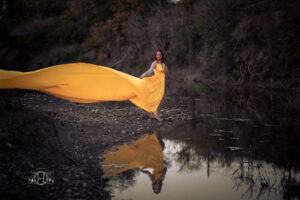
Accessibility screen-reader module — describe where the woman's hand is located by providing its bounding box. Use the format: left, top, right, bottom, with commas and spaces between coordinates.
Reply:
162, 63, 168, 74
140, 61, 156, 79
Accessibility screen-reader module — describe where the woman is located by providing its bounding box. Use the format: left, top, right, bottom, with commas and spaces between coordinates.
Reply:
140, 50, 168, 121
0, 50, 168, 121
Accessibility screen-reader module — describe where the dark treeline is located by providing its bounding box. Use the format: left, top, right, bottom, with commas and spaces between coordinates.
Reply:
0, 0, 299, 88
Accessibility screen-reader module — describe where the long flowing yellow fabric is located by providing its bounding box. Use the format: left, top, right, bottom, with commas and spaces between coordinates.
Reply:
100, 131, 164, 182
0, 62, 165, 115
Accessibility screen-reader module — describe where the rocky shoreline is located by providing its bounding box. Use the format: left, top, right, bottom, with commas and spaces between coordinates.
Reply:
0, 90, 192, 199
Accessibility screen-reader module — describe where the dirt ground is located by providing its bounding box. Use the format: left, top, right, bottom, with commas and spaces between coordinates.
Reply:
0, 90, 192, 200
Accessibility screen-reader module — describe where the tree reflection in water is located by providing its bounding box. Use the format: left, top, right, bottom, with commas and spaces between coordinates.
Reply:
100, 86, 300, 200
101, 123, 299, 199
161, 119, 300, 200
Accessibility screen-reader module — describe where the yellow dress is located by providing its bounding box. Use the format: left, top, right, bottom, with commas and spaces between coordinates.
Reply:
0, 62, 165, 115
100, 131, 164, 182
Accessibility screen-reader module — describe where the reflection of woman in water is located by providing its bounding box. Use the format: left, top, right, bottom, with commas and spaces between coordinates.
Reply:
100, 131, 167, 194
0, 50, 168, 121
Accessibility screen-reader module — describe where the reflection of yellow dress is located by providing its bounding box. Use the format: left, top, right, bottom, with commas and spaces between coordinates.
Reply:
100, 131, 164, 181
0, 62, 165, 115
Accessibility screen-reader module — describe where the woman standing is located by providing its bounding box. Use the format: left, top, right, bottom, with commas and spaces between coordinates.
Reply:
140, 50, 168, 121
0, 50, 168, 121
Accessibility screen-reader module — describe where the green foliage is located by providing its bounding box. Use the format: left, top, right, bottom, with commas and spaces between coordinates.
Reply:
56, 48, 80, 64
178, 0, 197, 10
133, 59, 147, 74
20, 0, 67, 18
0, 0, 298, 89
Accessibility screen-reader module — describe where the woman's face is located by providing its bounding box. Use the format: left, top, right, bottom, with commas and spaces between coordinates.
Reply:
156, 51, 162, 61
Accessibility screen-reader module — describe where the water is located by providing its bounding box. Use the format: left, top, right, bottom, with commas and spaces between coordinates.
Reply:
1, 82, 299, 199
101, 85, 300, 200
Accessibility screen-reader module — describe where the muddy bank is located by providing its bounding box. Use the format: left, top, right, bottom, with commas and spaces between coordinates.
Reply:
0, 90, 191, 199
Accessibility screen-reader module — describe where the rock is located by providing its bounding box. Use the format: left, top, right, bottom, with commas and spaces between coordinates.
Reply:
209, 134, 223, 137
63, 177, 69, 182
167, 117, 174, 121
186, 115, 193, 120
66, 188, 72, 193
6, 142, 16, 149
225, 146, 242, 151
74, 192, 80, 196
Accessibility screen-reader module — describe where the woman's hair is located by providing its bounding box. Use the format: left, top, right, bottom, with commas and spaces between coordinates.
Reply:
152, 181, 163, 194
153, 49, 166, 64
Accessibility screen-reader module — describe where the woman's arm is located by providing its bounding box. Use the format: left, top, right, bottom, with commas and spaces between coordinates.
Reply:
140, 61, 156, 78
162, 63, 168, 74
140, 169, 155, 182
